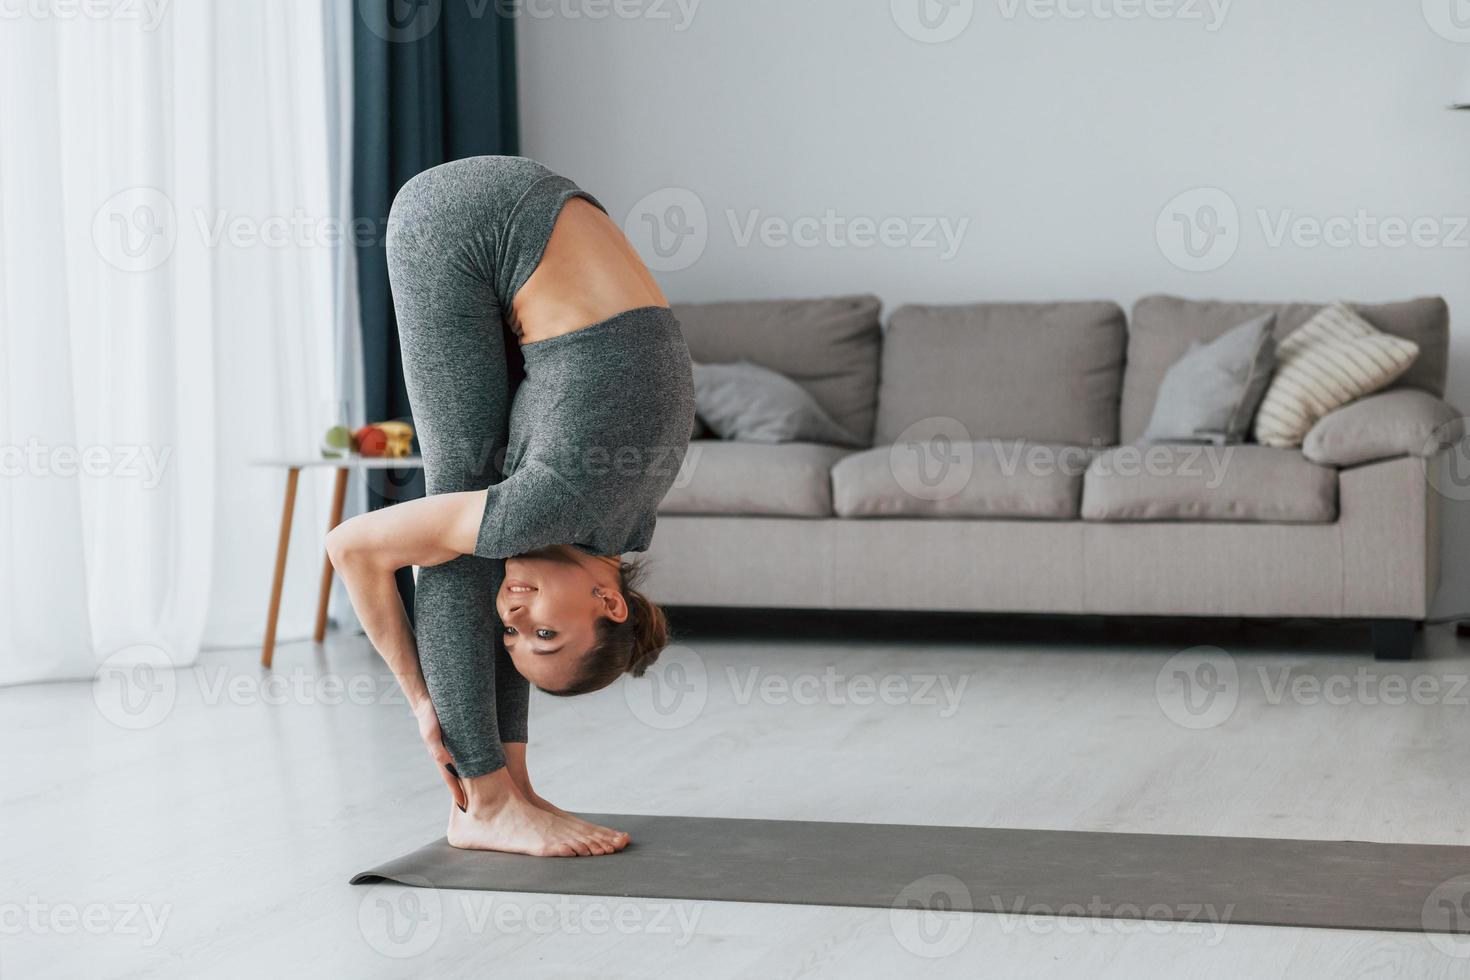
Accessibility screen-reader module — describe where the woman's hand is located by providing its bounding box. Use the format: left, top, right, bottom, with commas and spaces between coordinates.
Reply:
414, 699, 468, 812
325, 497, 488, 815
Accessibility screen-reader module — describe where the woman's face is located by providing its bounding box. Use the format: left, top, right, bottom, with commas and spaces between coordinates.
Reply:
496, 548, 627, 691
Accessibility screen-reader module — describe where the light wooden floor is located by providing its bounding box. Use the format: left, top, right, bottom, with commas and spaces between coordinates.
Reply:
7, 620, 1470, 978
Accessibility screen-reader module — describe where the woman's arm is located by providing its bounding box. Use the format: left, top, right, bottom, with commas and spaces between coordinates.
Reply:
325, 488, 488, 804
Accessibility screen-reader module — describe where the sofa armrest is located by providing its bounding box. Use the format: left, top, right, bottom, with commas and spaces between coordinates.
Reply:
1301, 389, 1462, 467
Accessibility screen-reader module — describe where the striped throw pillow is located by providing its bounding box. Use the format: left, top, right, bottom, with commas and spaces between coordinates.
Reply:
1252, 303, 1419, 448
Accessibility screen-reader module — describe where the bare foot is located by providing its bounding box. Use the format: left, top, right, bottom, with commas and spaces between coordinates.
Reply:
521, 791, 630, 852
447, 792, 617, 857
500, 744, 629, 852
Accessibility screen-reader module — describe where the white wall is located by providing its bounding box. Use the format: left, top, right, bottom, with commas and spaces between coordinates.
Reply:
519, 0, 1470, 616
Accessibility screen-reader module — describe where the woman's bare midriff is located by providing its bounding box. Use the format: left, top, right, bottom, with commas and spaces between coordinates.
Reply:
509, 197, 668, 344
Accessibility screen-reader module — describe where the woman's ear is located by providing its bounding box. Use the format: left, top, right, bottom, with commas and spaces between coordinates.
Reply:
595, 587, 630, 623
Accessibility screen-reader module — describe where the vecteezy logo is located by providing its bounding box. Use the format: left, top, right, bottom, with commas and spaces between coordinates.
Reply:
1422, 418, 1470, 502
889, 417, 975, 502
1155, 187, 1239, 272
623, 187, 708, 272
92, 645, 177, 730
92, 187, 177, 273
1424, 0, 1470, 42
891, 0, 975, 43
890, 874, 974, 958
357, 876, 442, 958
1155, 646, 1239, 730
623, 644, 708, 730
358, 0, 442, 43
1423, 874, 1470, 957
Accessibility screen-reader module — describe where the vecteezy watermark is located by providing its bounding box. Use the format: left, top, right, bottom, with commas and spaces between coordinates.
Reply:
1155, 646, 1239, 730
358, 880, 702, 958
623, 648, 973, 730
456, 894, 702, 945
535, 441, 701, 487
726, 209, 970, 261
1257, 666, 1470, 708
500, 0, 701, 30
621, 187, 973, 272
93, 646, 178, 731
1423, 419, 1470, 502
1257, 210, 1470, 251
192, 667, 409, 710
890, 874, 975, 958
0, 898, 171, 947
1158, 655, 1470, 730
358, 0, 701, 43
1423, 0, 1470, 43
889, 418, 979, 503
995, 0, 1231, 31
726, 667, 970, 717
1423, 874, 1470, 958
0, 440, 171, 488
987, 894, 1234, 943
0, 0, 171, 30
623, 643, 709, 730
93, 187, 404, 272
358, 877, 443, 958
1156, 187, 1240, 273
357, 0, 443, 43
93, 663, 420, 730
886, 419, 1232, 503
1157, 186, 1470, 272
93, 187, 178, 273
1085, 443, 1232, 486
622, 187, 709, 273
891, 0, 976, 44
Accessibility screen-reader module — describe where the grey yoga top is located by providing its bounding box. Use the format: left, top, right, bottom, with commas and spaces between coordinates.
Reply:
476, 305, 696, 559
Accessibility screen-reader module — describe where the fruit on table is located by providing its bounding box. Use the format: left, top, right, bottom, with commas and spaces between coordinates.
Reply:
354, 425, 387, 456
352, 421, 415, 458
376, 420, 414, 458
321, 425, 353, 458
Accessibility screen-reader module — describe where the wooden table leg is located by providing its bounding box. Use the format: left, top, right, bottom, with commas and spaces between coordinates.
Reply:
261, 467, 300, 668
314, 467, 350, 643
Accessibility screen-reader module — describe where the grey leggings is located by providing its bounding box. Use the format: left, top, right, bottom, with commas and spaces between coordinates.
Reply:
386, 156, 601, 777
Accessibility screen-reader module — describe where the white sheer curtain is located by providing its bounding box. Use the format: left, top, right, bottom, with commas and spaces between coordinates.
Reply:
0, 0, 359, 684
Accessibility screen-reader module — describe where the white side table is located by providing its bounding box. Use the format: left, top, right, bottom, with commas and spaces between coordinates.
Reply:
249, 456, 424, 667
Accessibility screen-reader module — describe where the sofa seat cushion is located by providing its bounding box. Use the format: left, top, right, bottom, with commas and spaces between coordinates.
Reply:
658, 441, 852, 517
832, 439, 1087, 519
1081, 444, 1337, 523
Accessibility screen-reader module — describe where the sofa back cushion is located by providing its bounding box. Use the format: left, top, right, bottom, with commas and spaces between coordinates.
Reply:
1122, 295, 1450, 444
874, 301, 1127, 446
672, 294, 883, 445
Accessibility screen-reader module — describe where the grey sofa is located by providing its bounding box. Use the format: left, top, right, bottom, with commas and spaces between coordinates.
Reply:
644, 294, 1458, 660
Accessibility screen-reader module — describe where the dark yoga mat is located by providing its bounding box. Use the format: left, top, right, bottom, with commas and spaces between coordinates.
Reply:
351, 813, 1470, 934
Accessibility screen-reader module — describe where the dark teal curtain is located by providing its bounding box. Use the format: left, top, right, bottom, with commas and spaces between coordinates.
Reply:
352, 2, 519, 608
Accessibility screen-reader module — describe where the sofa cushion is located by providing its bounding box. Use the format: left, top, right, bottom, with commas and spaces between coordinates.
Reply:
1302, 389, 1464, 467
672, 295, 882, 445
832, 439, 1088, 519
692, 361, 861, 446
1141, 312, 1276, 445
1081, 444, 1337, 523
875, 301, 1126, 447
1253, 303, 1421, 448
1121, 295, 1450, 443
658, 441, 851, 517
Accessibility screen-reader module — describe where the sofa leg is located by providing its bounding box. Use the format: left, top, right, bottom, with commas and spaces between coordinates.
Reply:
1370, 619, 1417, 661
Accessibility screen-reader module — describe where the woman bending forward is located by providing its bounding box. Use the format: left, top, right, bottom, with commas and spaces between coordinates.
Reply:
327, 157, 694, 858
